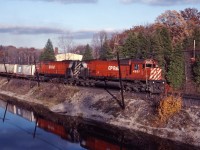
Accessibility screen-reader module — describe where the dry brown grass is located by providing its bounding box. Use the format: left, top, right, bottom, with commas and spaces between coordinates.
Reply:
0, 77, 79, 107
0, 78, 37, 95
157, 95, 182, 124
31, 82, 79, 106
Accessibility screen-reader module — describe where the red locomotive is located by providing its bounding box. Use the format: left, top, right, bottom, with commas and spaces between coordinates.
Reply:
37, 59, 165, 94
37, 61, 72, 78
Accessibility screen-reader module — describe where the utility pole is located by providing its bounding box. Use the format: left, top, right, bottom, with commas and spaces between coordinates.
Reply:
34, 56, 40, 87
117, 52, 125, 110
193, 40, 196, 59
114, 34, 125, 110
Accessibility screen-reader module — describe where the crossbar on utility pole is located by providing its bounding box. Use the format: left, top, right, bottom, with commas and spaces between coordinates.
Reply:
117, 52, 125, 110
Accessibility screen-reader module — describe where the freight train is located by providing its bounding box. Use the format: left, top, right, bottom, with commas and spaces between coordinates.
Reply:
0, 58, 165, 94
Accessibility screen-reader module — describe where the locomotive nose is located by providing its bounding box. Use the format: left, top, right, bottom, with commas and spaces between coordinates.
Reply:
149, 68, 162, 80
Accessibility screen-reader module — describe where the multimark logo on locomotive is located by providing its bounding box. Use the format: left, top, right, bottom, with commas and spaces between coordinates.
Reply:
49, 65, 55, 69
108, 66, 119, 71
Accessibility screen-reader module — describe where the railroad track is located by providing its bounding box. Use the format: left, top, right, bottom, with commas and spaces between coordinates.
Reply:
182, 94, 200, 107
1, 75, 200, 107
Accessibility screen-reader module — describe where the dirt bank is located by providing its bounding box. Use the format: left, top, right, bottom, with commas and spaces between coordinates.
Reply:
0, 77, 199, 147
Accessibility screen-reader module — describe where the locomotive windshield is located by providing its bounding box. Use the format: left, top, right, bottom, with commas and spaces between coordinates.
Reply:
146, 64, 152, 68
143, 64, 156, 68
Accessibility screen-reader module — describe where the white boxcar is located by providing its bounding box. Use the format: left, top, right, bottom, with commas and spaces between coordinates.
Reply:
6, 64, 16, 73
15, 65, 35, 76
0, 64, 5, 73
0, 64, 16, 73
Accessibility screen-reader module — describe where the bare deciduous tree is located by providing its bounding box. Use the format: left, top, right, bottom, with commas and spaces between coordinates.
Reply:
0, 46, 40, 64
91, 31, 107, 59
58, 32, 74, 60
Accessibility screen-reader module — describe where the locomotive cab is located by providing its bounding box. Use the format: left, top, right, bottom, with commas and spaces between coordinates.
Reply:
143, 59, 162, 80
143, 59, 165, 93
143, 59, 157, 69
130, 59, 160, 81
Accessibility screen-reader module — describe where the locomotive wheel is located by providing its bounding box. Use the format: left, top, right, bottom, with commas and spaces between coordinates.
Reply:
88, 80, 95, 87
89, 82, 95, 87
84, 81, 90, 86
67, 80, 73, 85
132, 87, 140, 92
78, 81, 82, 86
73, 80, 77, 86
125, 86, 131, 91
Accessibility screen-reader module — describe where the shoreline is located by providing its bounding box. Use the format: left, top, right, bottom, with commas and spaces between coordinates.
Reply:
0, 77, 199, 147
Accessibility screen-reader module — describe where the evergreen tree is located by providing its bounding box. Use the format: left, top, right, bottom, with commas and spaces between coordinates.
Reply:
182, 36, 193, 50
193, 27, 200, 85
137, 32, 150, 59
99, 41, 113, 60
82, 44, 93, 60
158, 27, 173, 81
159, 27, 173, 61
150, 32, 165, 76
167, 43, 185, 89
121, 33, 139, 59
193, 54, 200, 85
40, 39, 55, 61
193, 27, 200, 49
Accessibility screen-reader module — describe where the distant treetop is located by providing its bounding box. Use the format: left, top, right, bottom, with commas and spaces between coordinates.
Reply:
39, 39, 56, 61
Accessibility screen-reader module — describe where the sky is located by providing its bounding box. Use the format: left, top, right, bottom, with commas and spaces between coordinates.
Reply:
0, 0, 200, 49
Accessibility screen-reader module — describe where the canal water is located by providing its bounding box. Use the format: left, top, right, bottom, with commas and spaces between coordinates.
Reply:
0, 108, 84, 150
0, 99, 199, 150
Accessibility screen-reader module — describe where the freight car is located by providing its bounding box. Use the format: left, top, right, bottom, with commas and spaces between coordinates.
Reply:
0, 64, 35, 78
37, 59, 165, 94
0, 64, 16, 75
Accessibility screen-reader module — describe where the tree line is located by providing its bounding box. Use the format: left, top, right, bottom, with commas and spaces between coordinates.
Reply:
80, 8, 200, 91
76, 8, 200, 91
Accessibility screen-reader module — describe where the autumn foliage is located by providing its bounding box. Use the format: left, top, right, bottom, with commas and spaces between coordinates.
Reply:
157, 95, 182, 123
1, 8, 200, 92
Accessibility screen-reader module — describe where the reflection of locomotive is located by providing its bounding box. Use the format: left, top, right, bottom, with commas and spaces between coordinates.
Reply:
37, 118, 69, 140
37, 118, 128, 150
80, 135, 126, 150
37, 118, 79, 142
0, 58, 165, 94
78, 123, 128, 150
